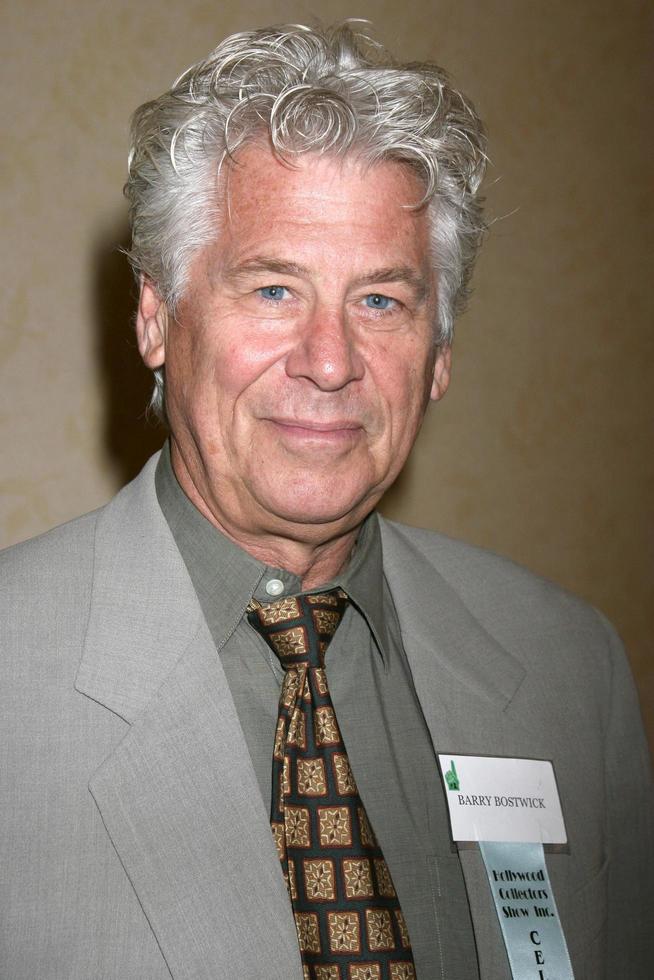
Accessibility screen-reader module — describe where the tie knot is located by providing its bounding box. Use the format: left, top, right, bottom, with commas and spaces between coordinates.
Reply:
247, 589, 348, 669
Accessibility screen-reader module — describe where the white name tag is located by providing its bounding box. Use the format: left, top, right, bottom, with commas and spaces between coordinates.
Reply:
437, 754, 567, 844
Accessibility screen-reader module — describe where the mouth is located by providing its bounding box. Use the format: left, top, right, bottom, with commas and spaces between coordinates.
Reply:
265, 417, 363, 445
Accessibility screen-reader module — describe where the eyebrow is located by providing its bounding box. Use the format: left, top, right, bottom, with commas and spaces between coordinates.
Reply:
226, 256, 431, 302
354, 266, 430, 303
226, 257, 309, 281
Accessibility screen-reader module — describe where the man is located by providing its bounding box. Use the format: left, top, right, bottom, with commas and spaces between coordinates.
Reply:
1, 22, 652, 980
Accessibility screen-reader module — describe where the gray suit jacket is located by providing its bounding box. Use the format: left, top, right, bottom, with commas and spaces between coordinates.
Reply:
2, 454, 652, 979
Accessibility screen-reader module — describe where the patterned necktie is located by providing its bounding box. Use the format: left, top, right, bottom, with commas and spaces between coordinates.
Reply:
247, 589, 416, 980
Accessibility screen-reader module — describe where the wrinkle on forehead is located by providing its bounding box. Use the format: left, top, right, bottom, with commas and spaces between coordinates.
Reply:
188, 143, 437, 329
220, 143, 426, 224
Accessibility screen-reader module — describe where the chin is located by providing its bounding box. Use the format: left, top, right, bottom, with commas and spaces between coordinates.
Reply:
273, 505, 361, 530
261, 489, 372, 531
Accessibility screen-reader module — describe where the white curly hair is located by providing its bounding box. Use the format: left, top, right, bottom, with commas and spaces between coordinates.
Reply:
124, 21, 487, 418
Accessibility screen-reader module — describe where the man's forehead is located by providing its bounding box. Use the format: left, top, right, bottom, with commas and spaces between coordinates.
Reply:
219, 142, 428, 216
205, 144, 433, 275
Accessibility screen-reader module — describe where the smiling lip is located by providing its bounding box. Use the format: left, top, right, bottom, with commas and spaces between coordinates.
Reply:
266, 418, 363, 441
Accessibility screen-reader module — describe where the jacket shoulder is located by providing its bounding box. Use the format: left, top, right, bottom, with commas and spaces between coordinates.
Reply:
379, 517, 608, 637
1, 509, 100, 586
0, 510, 103, 650
0, 453, 161, 593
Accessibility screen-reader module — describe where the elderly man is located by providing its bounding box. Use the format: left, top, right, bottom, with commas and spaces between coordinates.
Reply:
1, 22, 652, 980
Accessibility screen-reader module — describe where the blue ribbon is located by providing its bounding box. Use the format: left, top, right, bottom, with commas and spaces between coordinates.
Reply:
479, 841, 574, 979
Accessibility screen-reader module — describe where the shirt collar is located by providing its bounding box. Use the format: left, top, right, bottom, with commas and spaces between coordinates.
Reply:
155, 441, 393, 662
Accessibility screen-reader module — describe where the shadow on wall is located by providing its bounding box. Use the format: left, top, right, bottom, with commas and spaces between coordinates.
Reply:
92, 220, 166, 487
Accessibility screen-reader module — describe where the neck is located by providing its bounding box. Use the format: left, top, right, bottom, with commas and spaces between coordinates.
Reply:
170, 441, 361, 590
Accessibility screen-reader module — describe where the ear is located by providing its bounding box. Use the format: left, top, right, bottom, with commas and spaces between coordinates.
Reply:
135, 278, 168, 369
430, 344, 452, 402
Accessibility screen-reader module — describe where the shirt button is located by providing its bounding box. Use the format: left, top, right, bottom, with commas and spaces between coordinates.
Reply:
265, 578, 285, 597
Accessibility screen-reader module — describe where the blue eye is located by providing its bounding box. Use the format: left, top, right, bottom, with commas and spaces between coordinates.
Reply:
259, 285, 287, 301
365, 293, 393, 310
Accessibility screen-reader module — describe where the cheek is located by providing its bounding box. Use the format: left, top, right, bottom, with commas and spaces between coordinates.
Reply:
180, 331, 254, 397
212, 319, 290, 386
385, 368, 433, 451
375, 351, 430, 414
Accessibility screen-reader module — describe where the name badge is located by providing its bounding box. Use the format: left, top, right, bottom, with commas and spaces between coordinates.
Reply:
437, 753, 566, 844
438, 755, 574, 979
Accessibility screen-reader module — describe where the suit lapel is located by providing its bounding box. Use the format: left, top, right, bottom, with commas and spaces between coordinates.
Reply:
380, 519, 537, 977
379, 518, 528, 761
75, 456, 302, 980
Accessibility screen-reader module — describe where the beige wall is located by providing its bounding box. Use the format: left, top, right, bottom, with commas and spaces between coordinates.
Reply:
1, 0, 652, 748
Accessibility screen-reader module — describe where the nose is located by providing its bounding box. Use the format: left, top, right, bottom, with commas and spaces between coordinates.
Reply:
285, 306, 365, 391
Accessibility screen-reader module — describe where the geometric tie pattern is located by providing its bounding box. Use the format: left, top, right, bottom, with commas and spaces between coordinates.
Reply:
247, 589, 416, 980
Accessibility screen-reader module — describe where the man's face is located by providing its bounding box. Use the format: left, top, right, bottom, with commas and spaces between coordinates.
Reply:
138, 145, 450, 546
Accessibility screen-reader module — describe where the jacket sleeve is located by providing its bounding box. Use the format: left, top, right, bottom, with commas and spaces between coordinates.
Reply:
600, 614, 654, 976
